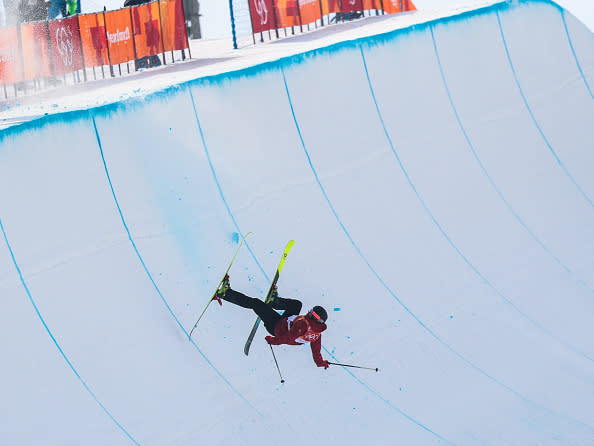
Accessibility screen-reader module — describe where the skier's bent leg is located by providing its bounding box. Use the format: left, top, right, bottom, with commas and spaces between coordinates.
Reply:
250, 299, 283, 335
220, 288, 258, 308
222, 289, 282, 335
270, 296, 302, 318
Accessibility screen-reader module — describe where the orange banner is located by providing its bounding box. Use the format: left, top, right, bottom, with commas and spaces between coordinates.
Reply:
299, 0, 322, 25
299, 0, 321, 26
105, 9, 135, 65
363, 0, 382, 10
276, 0, 300, 28
382, 0, 397, 13
20, 21, 53, 80
0, 26, 22, 84
79, 13, 109, 67
383, 0, 416, 14
159, 0, 188, 52
131, 1, 163, 58
320, 0, 340, 14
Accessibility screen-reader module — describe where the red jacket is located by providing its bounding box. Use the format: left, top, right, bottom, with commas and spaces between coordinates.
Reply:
267, 315, 327, 367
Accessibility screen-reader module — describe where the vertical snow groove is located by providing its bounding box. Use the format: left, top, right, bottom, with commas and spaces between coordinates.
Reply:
279, 39, 594, 429
279, 63, 460, 445
429, 22, 585, 284
90, 112, 263, 418
561, 9, 594, 101
187, 87, 269, 283
359, 40, 594, 426
322, 344, 457, 445
426, 25, 594, 360
495, 10, 594, 209
187, 85, 448, 440
0, 216, 141, 445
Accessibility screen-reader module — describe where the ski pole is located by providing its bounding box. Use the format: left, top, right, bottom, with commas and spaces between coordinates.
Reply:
268, 343, 285, 384
327, 362, 379, 372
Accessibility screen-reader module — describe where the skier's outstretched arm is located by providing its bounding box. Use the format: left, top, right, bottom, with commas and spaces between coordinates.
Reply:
311, 338, 328, 369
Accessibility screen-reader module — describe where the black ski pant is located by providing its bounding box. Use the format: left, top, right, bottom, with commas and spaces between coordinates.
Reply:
221, 289, 302, 335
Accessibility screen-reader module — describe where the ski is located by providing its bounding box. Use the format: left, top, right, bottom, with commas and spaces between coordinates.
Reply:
189, 232, 252, 341
243, 239, 295, 356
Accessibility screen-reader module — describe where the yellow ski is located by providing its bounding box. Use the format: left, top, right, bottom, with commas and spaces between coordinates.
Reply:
243, 240, 295, 355
189, 232, 252, 340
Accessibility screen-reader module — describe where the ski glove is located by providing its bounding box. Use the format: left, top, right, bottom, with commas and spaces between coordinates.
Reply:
318, 360, 329, 370
265, 335, 275, 345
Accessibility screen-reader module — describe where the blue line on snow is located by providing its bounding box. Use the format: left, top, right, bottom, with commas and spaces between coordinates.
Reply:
495, 10, 593, 209
281, 50, 594, 430
561, 9, 594, 101
428, 25, 594, 349
89, 112, 263, 418
322, 346, 456, 445
0, 216, 141, 445
280, 66, 457, 444
188, 80, 450, 442
187, 87, 269, 283
358, 40, 594, 428
429, 23, 579, 281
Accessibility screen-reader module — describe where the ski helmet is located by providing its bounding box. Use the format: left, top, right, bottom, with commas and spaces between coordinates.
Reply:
309, 306, 328, 324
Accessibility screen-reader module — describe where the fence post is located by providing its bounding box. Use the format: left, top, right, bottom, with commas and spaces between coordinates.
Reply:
129, 7, 138, 72
296, 0, 303, 33
178, 0, 191, 59
157, 0, 167, 65
16, 23, 24, 96
76, 15, 88, 82
270, 0, 279, 38
103, 9, 114, 77
228, 0, 239, 49
44, 20, 56, 91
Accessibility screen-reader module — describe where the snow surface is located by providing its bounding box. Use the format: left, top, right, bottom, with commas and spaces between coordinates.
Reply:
1, 0, 593, 445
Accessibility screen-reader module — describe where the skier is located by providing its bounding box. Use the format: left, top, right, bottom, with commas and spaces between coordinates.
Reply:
215, 276, 330, 369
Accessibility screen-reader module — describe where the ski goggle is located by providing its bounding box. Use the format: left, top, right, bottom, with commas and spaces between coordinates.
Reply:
308, 308, 325, 324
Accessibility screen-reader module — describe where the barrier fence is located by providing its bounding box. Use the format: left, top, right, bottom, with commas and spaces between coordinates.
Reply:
238, 0, 416, 47
0, 0, 189, 98
1, 0, 415, 98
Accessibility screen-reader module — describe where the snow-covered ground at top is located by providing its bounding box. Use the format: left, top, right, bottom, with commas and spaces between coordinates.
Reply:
2, 0, 593, 130
2, 1, 501, 130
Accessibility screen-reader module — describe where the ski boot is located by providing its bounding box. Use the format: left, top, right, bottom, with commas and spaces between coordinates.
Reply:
213, 275, 230, 306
